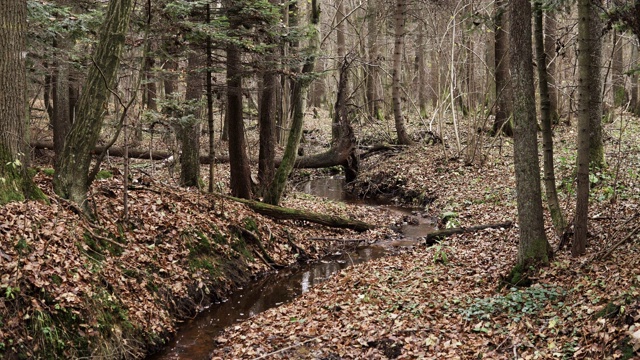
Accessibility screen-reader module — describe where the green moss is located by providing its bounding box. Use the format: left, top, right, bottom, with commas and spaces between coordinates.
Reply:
189, 257, 222, 278
42, 168, 55, 176
95, 170, 113, 180
503, 263, 533, 288
243, 217, 259, 232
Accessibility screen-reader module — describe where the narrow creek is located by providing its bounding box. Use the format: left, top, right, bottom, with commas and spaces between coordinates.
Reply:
148, 177, 433, 360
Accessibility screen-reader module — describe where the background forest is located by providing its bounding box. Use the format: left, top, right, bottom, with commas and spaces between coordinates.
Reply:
1, 0, 640, 358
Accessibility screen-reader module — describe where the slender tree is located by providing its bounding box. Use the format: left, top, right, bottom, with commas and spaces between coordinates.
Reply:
510, 0, 551, 268
574, 0, 599, 256
226, 0, 252, 199
587, 0, 605, 168
264, 0, 319, 205
493, 0, 512, 136
179, 51, 203, 187
534, 1, 565, 236
544, 10, 560, 122
391, 0, 412, 145
53, 0, 134, 211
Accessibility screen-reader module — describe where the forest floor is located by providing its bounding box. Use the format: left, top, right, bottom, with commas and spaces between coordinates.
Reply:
208, 111, 640, 359
1, 107, 639, 359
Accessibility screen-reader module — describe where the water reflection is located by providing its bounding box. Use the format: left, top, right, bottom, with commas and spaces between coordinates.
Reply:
148, 246, 386, 360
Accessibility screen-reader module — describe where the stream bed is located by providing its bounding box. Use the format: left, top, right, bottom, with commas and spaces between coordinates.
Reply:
148, 177, 433, 360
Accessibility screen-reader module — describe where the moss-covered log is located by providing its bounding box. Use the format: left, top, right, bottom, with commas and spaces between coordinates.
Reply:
222, 195, 376, 232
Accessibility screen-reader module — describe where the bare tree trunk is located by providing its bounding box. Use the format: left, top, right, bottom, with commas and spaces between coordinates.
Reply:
53, 0, 134, 211
0, 0, 41, 204
588, 1, 605, 169
545, 11, 560, 122
178, 51, 203, 187
365, 0, 381, 120
227, 41, 252, 198
392, 0, 412, 145
612, 30, 628, 107
493, 0, 512, 136
52, 37, 73, 160
534, 1, 566, 236
416, 21, 427, 116
257, 0, 280, 196
631, 42, 640, 115
333, 0, 348, 143
206, 4, 215, 193
265, 0, 319, 205
574, 0, 599, 256
510, 0, 551, 266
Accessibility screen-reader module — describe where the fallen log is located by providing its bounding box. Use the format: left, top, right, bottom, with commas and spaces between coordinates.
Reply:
220, 194, 376, 232
424, 221, 513, 244
32, 141, 230, 163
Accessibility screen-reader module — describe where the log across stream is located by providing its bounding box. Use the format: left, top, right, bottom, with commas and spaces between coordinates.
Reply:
147, 177, 433, 360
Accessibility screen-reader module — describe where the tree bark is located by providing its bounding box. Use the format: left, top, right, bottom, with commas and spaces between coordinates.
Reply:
391, 0, 412, 145
493, 0, 513, 136
224, 195, 375, 232
574, 0, 597, 256
632, 42, 640, 115
544, 11, 560, 122
0, 0, 40, 204
510, 0, 551, 265
226, 2, 252, 199
534, 1, 566, 236
587, 1, 605, 168
264, 0, 319, 205
612, 30, 627, 107
52, 37, 73, 160
365, 0, 381, 120
53, 0, 134, 211
178, 50, 203, 187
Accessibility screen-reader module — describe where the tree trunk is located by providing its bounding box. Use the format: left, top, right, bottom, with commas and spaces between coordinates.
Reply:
534, 1, 566, 236
226, 2, 252, 199
416, 21, 427, 116
587, 1, 605, 169
0, 0, 41, 204
574, 0, 600, 256
612, 30, 627, 107
333, 0, 348, 144
510, 0, 551, 265
53, 0, 134, 211
258, 31, 278, 195
632, 42, 640, 115
264, 0, 319, 205
223, 195, 375, 232
392, 0, 412, 145
365, 0, 381, 120
493, 0, 513, 136
178, 51, 202, 187
544, 11, 560, 122
52, 37, 73, 160
206, 4, 215, 193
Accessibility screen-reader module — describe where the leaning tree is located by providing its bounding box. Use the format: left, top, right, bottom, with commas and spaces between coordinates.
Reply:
53, 0, 134, 212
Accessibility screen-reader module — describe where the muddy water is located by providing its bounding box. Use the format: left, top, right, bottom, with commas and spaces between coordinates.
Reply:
148, 177, 432, 360
148, 247, 386, 360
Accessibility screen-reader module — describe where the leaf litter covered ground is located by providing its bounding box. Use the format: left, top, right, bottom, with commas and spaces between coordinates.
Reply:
0, 168, 396, 359
210, 115, 640, 359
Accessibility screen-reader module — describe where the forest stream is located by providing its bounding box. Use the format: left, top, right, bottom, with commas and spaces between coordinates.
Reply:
148, 177, 434, 360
